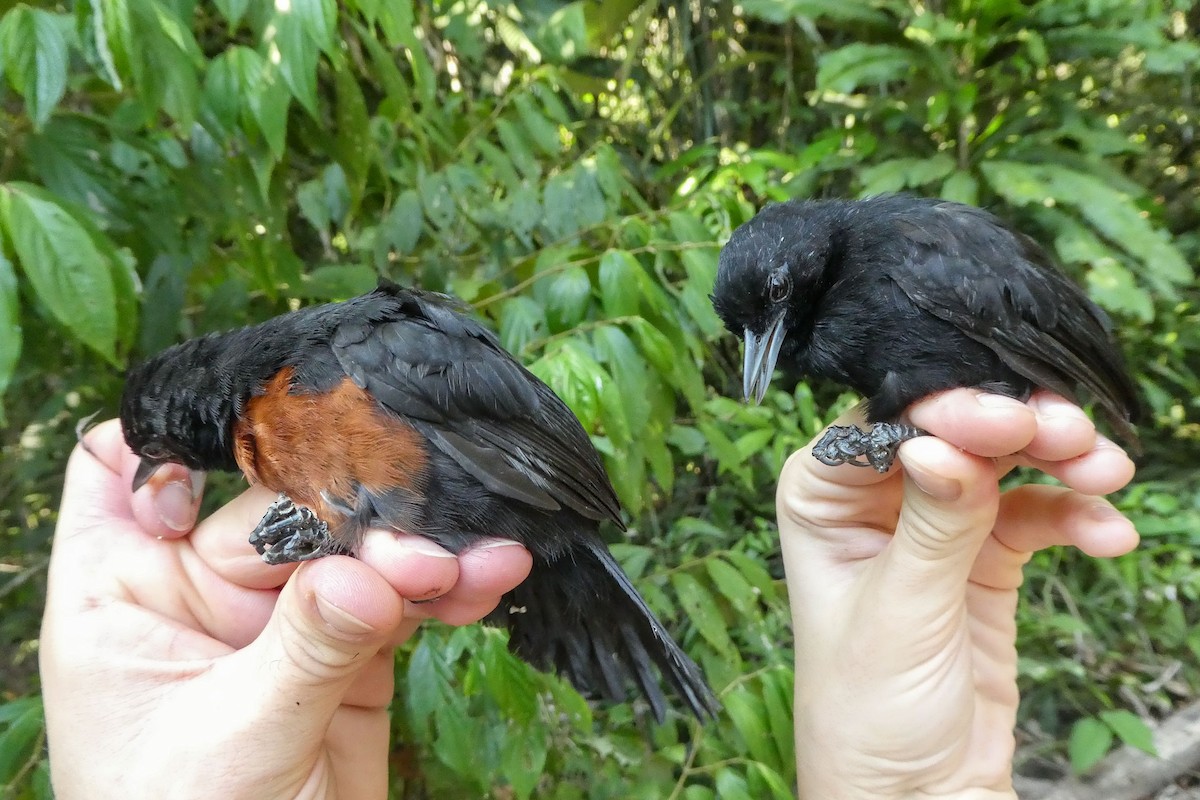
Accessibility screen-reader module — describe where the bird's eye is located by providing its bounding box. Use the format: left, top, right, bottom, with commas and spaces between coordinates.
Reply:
768, 273, 791, 303
142, 444, 170, 460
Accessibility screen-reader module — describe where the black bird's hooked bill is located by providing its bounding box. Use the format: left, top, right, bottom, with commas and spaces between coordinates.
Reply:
120, 281, 718, 723
710, 194, 1141, 471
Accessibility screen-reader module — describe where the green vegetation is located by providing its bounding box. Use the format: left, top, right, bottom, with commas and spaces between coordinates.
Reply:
1, 0, 1197, 794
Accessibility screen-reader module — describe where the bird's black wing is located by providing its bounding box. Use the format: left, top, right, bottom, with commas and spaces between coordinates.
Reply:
331, 287, 623, 525
886, 201, 1140, 438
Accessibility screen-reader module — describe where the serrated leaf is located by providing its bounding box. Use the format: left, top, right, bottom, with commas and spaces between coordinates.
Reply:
671, 571, 736, 656
1100, 709, 1156, 756
0, 184, 118, 364
1068, 716, 1113, 774
816, 43, 914, 94
0, 6, 69, 129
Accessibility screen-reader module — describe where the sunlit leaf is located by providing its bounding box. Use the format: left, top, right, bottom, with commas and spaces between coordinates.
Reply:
1068, 716, 1113, 774
0, 6, 69, 129
1100, 709, 1156, 756
0, 184, 119, 363
816, 43, 914, 94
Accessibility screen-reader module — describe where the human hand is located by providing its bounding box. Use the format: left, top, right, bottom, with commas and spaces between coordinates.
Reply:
40, 419, 533, 800
781, 390, 1139, 799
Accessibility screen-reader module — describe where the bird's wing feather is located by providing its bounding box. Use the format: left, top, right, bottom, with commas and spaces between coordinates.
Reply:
887, 203, 1140, 433
331, 289, 623, 525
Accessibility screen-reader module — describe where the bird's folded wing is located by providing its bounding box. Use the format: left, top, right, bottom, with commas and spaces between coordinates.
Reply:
888, 216, 1140, 428
331, 297, 623, 525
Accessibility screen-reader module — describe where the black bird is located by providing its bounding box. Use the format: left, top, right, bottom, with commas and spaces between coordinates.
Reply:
710, 194, 1140, 471
120, 281, 718, 722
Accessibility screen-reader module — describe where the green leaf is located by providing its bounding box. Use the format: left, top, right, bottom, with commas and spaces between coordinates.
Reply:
213, 0, 251, 26
597, 250, 641, 317
816, 43, 914, 94
857, 155, 954, 196
0, 250, 20, 420
273, 9, 320, 114
543, 265, 592, 330
1100, 710, 1156, 756
0, 184, 119, 364
498, 295, 546, 354
0, 6, 69, 129
1068, 716, 1113, 774
723, 687, 776, 766
1085, 259, 1153, 322
514, 92, 562, 156
706, 556, 758, 617
294, 265, 378, 299
941, 170, 979, 205
0, 696, 43, 786
78, 0, 123, 89
374, 189, 423, 265
714, 770, 754, 800
671, 571, 736, 657
741, 0, 892, 26
293, 0, 337, 54
980, 161, 1190, 292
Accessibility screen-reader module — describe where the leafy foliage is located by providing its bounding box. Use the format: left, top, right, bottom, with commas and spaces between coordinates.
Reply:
1, 0, 1197, 795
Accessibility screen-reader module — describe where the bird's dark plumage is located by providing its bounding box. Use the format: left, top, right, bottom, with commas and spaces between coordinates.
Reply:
711, 194, 1140, 466
121, 282, 718, 722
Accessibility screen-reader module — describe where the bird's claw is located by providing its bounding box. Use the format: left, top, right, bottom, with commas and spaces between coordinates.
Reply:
249, 494, 341, 565
812, 423, 927, 473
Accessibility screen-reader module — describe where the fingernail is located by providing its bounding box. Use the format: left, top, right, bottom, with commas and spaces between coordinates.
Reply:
156, 481, 199, 532
403, 536, 458, 558
1088, 502, 1126, 523
187, 469, 206, 499
976, 393, 1027, 410
1033, 394, 1086, 419
902, 447, 963, 502
476, 539, 526, 551
315, 595, 376, 635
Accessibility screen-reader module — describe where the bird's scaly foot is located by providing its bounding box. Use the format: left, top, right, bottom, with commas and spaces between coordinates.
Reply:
812, 422, 927, 473
249, 494, 341, 565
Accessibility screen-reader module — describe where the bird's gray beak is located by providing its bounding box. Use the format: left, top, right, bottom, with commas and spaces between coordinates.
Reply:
743, 312, 788, 404
131, 458, 164, 493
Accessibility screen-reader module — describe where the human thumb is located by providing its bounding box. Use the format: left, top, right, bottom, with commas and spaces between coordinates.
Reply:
880, 435, 1001, 597
231, 557, 404, 747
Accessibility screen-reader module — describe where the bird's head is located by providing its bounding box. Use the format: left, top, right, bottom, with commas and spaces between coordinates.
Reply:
711, 200, 846, 403
120, 336, 241, 491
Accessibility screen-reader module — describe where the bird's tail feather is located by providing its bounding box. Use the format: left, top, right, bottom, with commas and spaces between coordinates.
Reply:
486, 540, 720, 723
